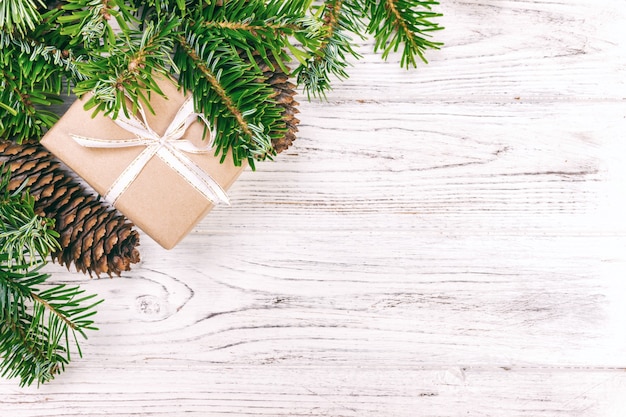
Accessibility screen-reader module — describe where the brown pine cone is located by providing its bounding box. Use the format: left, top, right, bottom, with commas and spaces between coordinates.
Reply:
246, 51, 300, 154
0, 140, 140, 277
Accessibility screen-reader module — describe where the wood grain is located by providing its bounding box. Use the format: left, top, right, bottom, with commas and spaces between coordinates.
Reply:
2, 0, 625, 415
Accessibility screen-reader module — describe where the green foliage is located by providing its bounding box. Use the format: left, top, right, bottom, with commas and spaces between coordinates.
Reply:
367, 0, 443, 68
0, 165, 101, 387
175, 6, 290, 166
58, 0, 136, 48
0, 44, 65, 142
0, 176, 59, 265
294, 0, 366, 99
0, 3, 81, 142
73, 17, 179, 119
0, 0, 442, 161
0, 0, 43, 37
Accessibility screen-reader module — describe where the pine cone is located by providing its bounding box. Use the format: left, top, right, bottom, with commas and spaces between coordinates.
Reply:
0, 140, 140, 277
247, 51, 300, 154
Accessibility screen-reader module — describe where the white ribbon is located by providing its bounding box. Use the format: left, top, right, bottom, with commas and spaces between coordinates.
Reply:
71, 97, 230, 206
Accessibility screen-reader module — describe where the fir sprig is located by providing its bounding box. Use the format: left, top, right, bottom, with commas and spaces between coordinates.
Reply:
295, 0, 366, 99
73, 17, 179, 119
0, 0, 43, 37
367, 0, 443, 68
58, 0, 137, 48
176, 32, 281, 166
193, 0, 311, 74
0, 4, 79, 142
0, 50, 65, 142
0, 165, 101, 387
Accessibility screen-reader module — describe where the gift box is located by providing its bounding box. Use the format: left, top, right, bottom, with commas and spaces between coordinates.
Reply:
41, 78, 245, 249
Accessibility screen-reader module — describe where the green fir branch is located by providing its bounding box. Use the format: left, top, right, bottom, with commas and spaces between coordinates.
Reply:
0, 0, 44, 37
295, 0, 366, 99
57, 0, 137, 48
0, 52, 64, 142
1, 36, 87, 81
175, 31, 284, 167
0, 3, 83, 142
0, 167, 59, 265
126, 0, 190, 18
194, 0, 312, 74
367, 0, 443, 68
73, 17, 179, 119
0, 165, 101, 387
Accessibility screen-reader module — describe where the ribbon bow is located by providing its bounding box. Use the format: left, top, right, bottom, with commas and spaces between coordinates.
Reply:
71, 97, 230, 206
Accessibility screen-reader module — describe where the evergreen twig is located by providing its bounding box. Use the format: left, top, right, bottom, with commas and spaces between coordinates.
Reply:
367, 0, 443, 68
0, 165, 101, 387
294, 0, 366, 98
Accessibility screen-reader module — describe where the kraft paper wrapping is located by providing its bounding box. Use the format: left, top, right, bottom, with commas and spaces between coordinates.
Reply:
41, 78, 245, 249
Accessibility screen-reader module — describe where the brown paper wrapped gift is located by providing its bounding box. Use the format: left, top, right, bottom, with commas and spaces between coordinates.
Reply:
41, 79, 245, 249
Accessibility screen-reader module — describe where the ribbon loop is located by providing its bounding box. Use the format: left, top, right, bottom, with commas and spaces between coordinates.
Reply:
71, 96, 229, 206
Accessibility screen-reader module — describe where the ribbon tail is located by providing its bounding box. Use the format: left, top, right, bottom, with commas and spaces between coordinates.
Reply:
105, 145, 159, 204
71, 134, 148, 148
157, 147, 230, 206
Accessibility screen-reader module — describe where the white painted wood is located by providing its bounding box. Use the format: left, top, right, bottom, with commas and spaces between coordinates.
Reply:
2, 0, 626, 416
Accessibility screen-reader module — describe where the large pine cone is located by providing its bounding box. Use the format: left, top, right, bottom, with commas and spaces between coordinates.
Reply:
246, 51, 300, 154
0, 140, 140, 277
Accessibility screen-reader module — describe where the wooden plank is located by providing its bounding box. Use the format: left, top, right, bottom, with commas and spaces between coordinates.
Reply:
3, 366, 626, 416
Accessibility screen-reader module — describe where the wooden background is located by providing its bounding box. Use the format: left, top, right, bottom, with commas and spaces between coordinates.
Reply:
2, 0, 626, 415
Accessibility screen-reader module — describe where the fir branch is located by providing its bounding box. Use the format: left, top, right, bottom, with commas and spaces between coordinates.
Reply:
2, 37, 87, 81
0, 165, 101, 387
0, 164, 60, 265
58, 0, 136, 48
73, 17, 179, 119
202, 20, 299, 32
0, 0, 43, 37
175, 31, 284, 167
179, 39, 254, 139
191, 0, 315, 80
367, 0, 443, 68
126, 0, 188, 18
0, 279, 101, 387
295, 0, 365, 99
0, 4, 75, 142
0, 58, 63, 142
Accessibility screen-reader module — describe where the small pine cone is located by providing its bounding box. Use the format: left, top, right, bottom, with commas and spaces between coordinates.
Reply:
0, 140, 140, 277
247, 51, 300, 154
